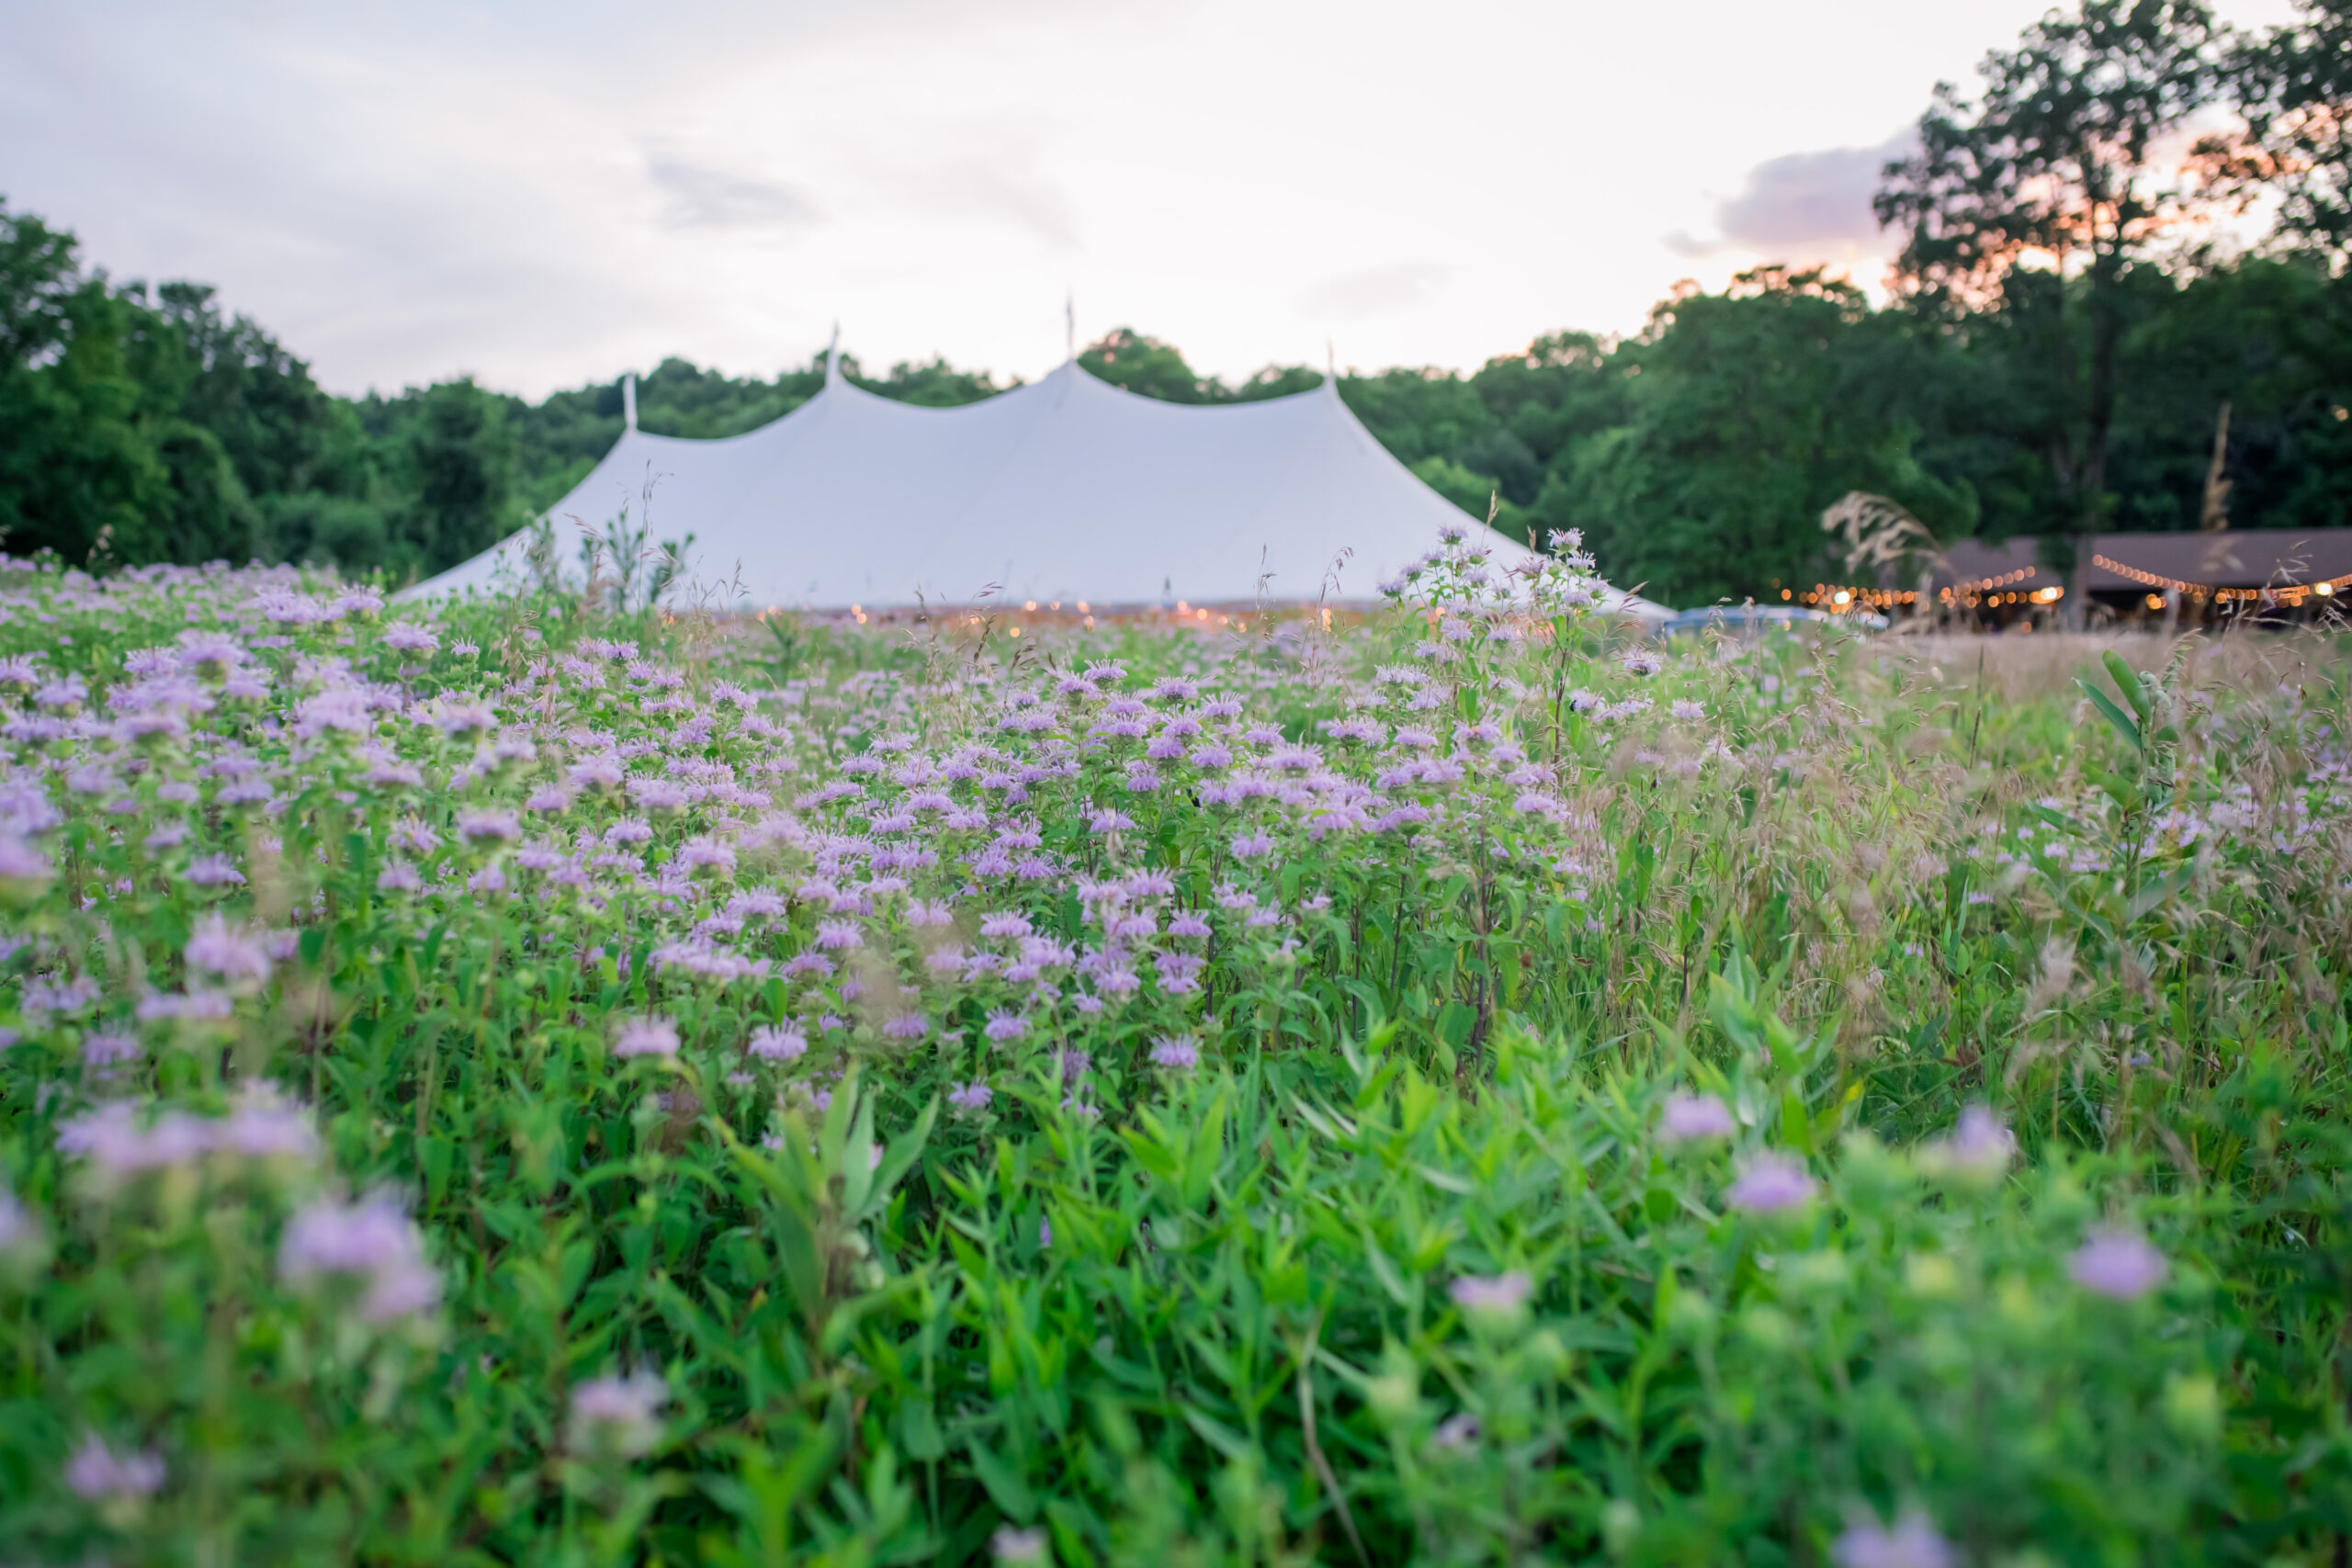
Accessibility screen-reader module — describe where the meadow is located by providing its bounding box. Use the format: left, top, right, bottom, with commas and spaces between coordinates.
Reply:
0, 531, 2347, 1566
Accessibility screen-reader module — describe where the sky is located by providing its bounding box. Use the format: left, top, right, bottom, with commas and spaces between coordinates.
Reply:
0, 0, 2302, 400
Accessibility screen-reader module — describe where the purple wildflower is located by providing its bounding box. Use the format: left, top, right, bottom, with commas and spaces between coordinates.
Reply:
435, 702, 496, 739
57, 1103, 212, 1176
569, 1370, 670, 1459
1917, 1105, 2016, 1183
747, 1025, 808, 1061
0, 834, 54, 893
277, 1192, 441, 1323
23, 976, 99, 1016
1659, 1093, 1736, 1144
2068, 1228, 2168, 1301
1449, 1271, 1533, 1317
1725, 1153, 1815, 1213
81, 1032, 142, 1066
984, 1010, 1029, 1043
134, 988, 234, 1022
1832, 1508, 1957, 1568
570, 755, 625, 791
183, 851, 253, 888
64, 1434, 165, 1502
949, 1080, 994, 1112
185, 913, 272, 986
457, 810, 521, 844
882, 1010, 929, 1040
992, 1526, 1050, 1563
630, 778, 693, 813
219, 1090, 320, 1159
1149, 1034, 1201, 1070
381, 624, 439, 654
614, 1019, 681, 1059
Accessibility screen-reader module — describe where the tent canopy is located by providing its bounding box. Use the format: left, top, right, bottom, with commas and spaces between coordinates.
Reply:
410, 355, 1665, 617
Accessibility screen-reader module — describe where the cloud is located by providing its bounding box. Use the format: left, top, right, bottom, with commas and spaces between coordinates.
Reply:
855, 130, 1081, 250
645, 147, 820, 231
1669, 132, 1914, 261
6, 0, 2113, 399
1297, 262, 1451, 321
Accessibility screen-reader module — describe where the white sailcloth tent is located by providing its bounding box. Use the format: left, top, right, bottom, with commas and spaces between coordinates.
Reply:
410, 349, 1664, 617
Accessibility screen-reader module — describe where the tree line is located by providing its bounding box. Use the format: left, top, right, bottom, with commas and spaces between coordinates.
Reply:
1, 0, 2346, 607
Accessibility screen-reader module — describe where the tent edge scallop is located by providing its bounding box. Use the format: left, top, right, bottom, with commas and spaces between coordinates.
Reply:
400, 361, 1669, 621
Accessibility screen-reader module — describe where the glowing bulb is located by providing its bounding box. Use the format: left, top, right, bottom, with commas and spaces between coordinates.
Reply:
1832, 590, 1852, 606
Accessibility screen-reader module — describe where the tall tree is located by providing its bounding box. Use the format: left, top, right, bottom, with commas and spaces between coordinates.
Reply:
1078, 328, 1211, 403
398, 379, 519, 577
1558, 269, 1972, 604
1875, 0, 2221, 625
0, 202, 164, 561
2202, 0, 2352, 267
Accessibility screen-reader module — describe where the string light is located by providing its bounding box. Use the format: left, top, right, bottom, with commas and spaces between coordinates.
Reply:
2092, 552, 2352, 604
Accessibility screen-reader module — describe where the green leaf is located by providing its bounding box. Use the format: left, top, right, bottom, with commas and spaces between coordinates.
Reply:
896, 1403, 944, 1462
1360, 1224, 1413, 1307
2085, 762, 2137, 810
965, 1433, 1036, 1523
1181, 1090, 1226, 1211
2103, 650, 2153, 722
2077, 677, 2143, 751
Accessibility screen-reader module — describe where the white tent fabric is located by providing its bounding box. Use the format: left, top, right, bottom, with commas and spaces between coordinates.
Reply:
409, 356, 1665, 617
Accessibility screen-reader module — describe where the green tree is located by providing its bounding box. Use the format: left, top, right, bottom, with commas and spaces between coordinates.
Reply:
0, 203, 164, 561
1556, 270, 1972, 604
1228, 364, 1325, 402
1078, 328, 1212, 402
396, 379, 521, 578
2202, 0, 2352, 266
862, 355, 1007, 407
2109, 258, 2352, 529
1876, 0, 2222, 623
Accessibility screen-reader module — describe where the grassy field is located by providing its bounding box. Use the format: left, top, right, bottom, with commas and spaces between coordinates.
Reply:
0, 538, 2347, 1566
